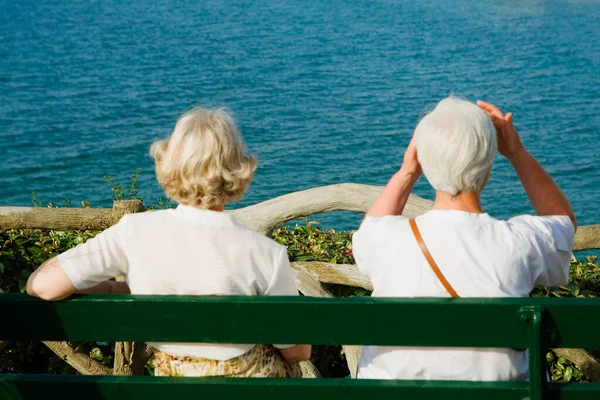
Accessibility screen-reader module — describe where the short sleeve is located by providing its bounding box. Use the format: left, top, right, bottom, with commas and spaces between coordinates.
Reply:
353, 215, 402, 277
508, 215, 575, 287
264, 247, 299, 296
58, 215, 130, 290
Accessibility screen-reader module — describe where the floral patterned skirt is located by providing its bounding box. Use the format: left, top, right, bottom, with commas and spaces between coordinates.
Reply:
153, 344, 302, 378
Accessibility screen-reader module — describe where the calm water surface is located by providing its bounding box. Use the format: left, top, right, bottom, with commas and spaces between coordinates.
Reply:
1, 0, 598, 232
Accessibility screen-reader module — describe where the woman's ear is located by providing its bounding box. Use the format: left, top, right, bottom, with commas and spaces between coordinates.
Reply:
481, 166, 492, 191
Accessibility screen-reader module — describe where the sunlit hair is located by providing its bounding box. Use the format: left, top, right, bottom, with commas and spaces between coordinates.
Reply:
150, 107, 257, 208
414, 96, 497, 196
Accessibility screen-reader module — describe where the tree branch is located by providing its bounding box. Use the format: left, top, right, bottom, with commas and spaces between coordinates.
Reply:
113, 341, 148, 375
42, 341, 112, 375
0, 200, 144, 231
553, 348, 600, 382
291, 262, 372, 291
233, 183, 432, 235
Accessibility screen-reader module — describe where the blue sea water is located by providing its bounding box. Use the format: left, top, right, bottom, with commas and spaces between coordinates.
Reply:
1, 0, 599, 234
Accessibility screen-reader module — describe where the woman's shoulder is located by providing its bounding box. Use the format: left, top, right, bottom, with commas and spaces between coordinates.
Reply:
223, 220, 286, 255
504, 214, 574, 236
502, 214, 575, 246
357, 214, 408, 233
117, 209, 174, 224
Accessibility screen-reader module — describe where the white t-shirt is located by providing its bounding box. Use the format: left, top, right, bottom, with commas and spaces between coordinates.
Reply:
58, 204, 299, 361
352, 210, 575, 381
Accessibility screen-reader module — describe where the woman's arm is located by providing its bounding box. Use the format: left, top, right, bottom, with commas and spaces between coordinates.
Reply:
76, 280, 131, 295
477, 101, 576, 229
509, 150, 576, 229
27, 216, 131, 301
27, 257, 77, 301
365, 135, 422, 219
27, 257, 131, 300
280, 344, 312, 364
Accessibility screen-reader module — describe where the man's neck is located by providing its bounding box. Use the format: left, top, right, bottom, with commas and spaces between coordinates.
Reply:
432, 191, 484, 214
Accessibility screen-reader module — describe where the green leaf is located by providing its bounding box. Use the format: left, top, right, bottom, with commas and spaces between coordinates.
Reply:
0, 262, 4, 274
563, 366, 573, 382
89, 347, 104, 361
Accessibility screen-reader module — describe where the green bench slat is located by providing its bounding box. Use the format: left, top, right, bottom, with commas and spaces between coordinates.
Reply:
1, 294, 599, 348
1, 375, 599, 400
0, 375, 528, 400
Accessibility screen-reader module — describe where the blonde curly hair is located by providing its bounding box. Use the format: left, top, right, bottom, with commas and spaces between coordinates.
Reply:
150, 107, 257, 209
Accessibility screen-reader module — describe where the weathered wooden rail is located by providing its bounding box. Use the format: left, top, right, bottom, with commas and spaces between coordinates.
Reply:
1, 294, 600, 400
1, 183, 598, 249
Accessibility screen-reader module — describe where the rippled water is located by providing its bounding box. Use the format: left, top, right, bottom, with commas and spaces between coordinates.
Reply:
1, 0, 599, 230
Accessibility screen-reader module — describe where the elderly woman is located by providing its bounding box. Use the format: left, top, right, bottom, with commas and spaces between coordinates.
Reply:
353, 97, 576, 381
27, 108, 310, 377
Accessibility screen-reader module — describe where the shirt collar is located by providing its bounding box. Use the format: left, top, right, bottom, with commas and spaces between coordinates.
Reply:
173, 204, 238, 226
425, 209, 492, 219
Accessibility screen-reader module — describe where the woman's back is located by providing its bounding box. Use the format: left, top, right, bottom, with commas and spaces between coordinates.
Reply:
59, 204, 296, 360
353, 210, 574, 380
123, 206, 291, 297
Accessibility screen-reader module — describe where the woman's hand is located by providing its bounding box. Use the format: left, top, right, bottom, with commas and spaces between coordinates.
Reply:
399, 134, 422, 177
478, 100, 576, 228
477, 100, 525, 160
279, 345, 311, 365
362, 134, 421, 220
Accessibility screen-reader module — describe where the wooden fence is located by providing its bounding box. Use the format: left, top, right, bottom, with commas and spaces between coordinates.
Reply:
1, 183, 598, 250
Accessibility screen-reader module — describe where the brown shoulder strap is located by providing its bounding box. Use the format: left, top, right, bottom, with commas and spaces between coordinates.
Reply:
409, 218, 459, 298
410, 220, 524, 351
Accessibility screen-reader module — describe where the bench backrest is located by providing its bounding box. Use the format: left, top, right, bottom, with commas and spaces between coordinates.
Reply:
1, 294, 599, 400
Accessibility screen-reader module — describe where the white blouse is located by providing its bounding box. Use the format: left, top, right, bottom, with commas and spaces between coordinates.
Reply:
353, 210, 575, 381
59, 204, 299, 360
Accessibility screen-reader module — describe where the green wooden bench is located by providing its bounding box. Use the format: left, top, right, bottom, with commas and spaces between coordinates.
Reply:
1, 294, 599, 400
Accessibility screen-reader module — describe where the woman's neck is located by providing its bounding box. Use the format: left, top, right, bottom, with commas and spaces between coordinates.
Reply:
432, 191, 484, 214
209, 205, 224, 212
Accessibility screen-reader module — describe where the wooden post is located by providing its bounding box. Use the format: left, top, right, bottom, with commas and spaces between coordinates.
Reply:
110, 200, 149, 376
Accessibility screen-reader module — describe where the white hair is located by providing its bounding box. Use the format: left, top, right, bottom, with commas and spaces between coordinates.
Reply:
414, 97, 497, 196
150, 107, 257, 208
